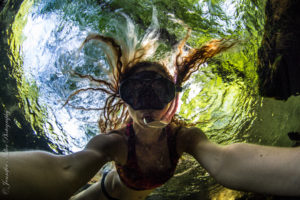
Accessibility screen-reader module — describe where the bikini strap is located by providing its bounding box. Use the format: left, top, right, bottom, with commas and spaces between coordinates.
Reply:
125, 122, 132, 136
101, 172, 119, 200
166, 125, 179, 165
125, 122, 137, 165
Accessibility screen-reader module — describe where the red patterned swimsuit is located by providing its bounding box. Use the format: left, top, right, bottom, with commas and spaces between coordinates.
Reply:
115, 122, 180, 190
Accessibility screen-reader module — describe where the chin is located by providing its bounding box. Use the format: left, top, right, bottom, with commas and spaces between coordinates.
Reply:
128, 103, 173, 127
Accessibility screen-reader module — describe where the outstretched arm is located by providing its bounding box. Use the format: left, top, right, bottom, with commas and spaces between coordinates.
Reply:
0, 133, 125, 200
179, 127, 300, 196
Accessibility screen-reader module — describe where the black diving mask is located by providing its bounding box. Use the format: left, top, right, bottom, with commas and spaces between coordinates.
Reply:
119, 71, 182, 110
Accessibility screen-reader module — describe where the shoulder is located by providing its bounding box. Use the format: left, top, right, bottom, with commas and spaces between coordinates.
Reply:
175, 125, 208, 155
85, 127, 128, 164
87, 128, 126, 147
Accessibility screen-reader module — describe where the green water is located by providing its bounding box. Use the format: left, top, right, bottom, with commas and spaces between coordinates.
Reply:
1, 0, 300, 199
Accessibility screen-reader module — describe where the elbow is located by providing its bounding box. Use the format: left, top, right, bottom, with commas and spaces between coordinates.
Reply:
48, 156, 82, 198
208, 143, 242, 187
59, 150, 108, 189
195, 142, 228, 181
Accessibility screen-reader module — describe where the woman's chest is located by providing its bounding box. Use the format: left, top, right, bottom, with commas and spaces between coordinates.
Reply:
135, 140, 173, 173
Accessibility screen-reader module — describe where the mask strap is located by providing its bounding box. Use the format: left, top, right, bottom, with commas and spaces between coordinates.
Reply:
161, 94, 180, 123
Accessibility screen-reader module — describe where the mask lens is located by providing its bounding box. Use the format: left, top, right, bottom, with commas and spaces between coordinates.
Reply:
152, 79, 175, 103
119, 71, 178, 110
120, 79, 142, 105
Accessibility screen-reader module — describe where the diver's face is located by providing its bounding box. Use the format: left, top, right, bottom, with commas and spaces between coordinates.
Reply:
126, 65, 176, 128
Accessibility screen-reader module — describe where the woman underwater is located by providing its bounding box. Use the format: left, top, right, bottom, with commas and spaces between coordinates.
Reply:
1, 13, 300, 200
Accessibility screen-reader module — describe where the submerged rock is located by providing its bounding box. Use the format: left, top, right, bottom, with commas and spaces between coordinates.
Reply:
258, 0, 300, 100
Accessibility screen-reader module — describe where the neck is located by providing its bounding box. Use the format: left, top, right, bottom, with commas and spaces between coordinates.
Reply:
132, 121, 165, 144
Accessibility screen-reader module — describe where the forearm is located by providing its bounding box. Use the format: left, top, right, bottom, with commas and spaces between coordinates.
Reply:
0, 150, 107, 200
216, 143, 300, 196
184, 127, 300, 196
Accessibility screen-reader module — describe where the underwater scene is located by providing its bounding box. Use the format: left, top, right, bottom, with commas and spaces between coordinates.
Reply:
1, 0, 300, 199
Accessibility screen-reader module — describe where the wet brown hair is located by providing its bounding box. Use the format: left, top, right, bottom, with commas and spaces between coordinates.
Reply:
65, 17, 236, 133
